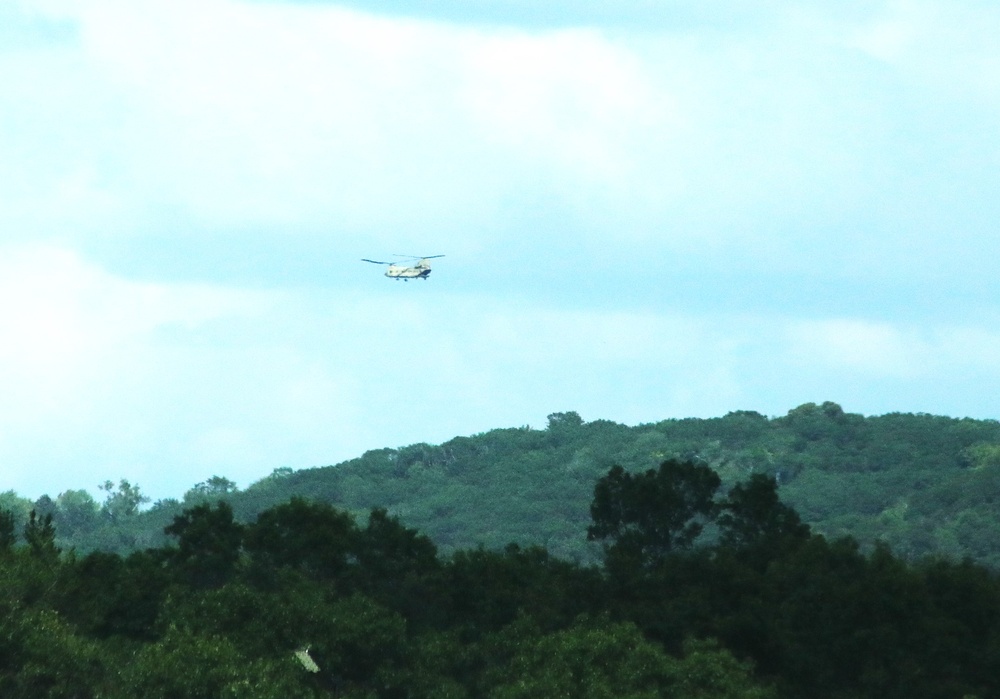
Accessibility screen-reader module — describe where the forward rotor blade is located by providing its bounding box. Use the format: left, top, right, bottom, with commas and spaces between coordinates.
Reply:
361, 259, 392, 265
393, 254, 445, 260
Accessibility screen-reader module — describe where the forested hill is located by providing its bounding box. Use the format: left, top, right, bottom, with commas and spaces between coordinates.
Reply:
8, 402, 1000, 566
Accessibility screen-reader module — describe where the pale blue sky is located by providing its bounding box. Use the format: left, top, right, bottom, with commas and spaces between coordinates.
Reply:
2, 0, 999, 499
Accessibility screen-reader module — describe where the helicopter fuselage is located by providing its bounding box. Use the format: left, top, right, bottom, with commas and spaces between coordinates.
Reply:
363, 255, 442, 280
385, 263, 432, 280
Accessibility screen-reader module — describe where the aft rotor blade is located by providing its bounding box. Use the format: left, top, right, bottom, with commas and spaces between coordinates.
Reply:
393, 254, 445, 260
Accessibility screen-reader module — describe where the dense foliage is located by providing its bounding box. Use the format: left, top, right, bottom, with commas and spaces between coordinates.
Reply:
8, 402, 998, 567
3, 462, 1000, 698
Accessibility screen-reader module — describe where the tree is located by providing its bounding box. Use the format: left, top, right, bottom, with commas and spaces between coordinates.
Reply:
244, 498, 357, 583
100, 479, 150, 523
116, 625, 314, 699
55, 489, 100, 537
546, 411, 584, 447
184, 476, 240, 505
547, 411, 584, 431
0, 491, 31, 524
24, 510, 59, 560
0, 606, 108, 699
669, 638, 775, 699
32, 495, 57, 520
485, 616, 672, 699
310, 593, 408, 692
484, 617, 773, 699
587, 460, 721, 566
351, 508, 440, 619
717, 474, 810, 556
444, 544, 601, 638
0, 508, 15, 553
165, 502, 244, 589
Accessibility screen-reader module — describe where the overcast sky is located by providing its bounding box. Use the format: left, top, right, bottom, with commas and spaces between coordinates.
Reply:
3, 0, 1000, 500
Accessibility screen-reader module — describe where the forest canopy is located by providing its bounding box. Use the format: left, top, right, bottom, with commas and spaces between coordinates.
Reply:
2, 459, 999, 698
6, 402, 999, 568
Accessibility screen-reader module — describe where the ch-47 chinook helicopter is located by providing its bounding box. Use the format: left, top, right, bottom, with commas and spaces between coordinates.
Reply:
361, 255, 445, 281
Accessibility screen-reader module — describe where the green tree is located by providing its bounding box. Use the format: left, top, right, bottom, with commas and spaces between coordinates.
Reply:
53, 549, 169, 641
0, 508, 15, 553
0, 491, 31, 523
670, 638, 775, 699
397, 629, 473, 699
351, 507, 440, 621
100, 479, 150, 523
244, 498, 357, 583
309, 593, 408, 693
485, 616, 772, 699
0, 606, 108, 699
116, 625, 315, 699
184, 476, 240, 506
32, 495, 57, 520
165, 502, 244, 589
443, 544, 602, 638
717, 474, 810, 561
547, 411, 585, 445
55, 489, 100, 537
485, 617, 671, 699
24, 510, 59, 560
588, 460, 721, 566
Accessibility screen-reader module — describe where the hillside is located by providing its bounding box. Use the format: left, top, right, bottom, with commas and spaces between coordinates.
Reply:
8, 459, 1000, 697
6, 402, 1000, 566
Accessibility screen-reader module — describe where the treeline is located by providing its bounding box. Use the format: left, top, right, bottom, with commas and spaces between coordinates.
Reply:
6, 403, 1000, 565
2, 460, 999, 698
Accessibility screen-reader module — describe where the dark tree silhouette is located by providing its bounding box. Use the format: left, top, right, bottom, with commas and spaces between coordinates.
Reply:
588, 460, 721, 566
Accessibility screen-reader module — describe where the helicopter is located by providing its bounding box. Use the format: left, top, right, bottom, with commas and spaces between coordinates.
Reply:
362, 255, 445, 281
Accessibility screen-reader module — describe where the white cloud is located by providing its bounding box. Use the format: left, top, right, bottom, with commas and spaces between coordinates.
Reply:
24, 0, 670, 237
1, 0, 999, 498
786, 319, 928, 378
785, 318, 1000, 381
1, 0, 689, 253
0, 244, 267, 383
0, 244, 281, 494
0, 243, 996, 499
6, 0, 1000, 261
0, 248, 761, 497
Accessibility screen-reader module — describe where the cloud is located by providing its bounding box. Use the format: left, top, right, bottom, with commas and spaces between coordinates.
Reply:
0, 242, 996, 500
0, 244, 269, 389
785, 318, 1000, 381
0, 246, 747, 496
2, 0, 1000, 499
785, 319, 930, 379
7, 0, 1000, 275
10, 0, 671, 242
0, 244, 282, 496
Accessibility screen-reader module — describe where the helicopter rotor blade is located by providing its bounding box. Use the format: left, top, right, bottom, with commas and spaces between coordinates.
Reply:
393, 254, 445, 260
361, 259, 392, 265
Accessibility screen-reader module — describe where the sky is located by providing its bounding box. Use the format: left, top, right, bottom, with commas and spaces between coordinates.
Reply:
2, 0, 1000, 500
